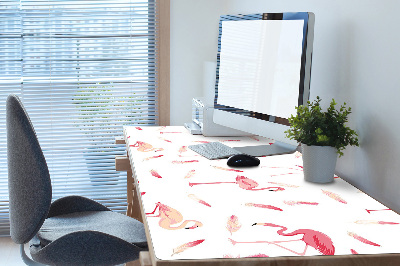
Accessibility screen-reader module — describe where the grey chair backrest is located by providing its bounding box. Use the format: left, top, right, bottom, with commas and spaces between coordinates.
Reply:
7, 94, 52, 244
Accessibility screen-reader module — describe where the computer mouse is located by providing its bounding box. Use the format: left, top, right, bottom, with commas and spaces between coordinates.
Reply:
227, 154, 260, 167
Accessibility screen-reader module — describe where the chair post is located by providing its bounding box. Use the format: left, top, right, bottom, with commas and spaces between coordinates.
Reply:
20, 244, 46, 266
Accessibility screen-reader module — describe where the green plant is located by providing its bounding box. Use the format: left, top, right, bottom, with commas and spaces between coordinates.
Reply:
285, 96, 359, 157
72, 83, 145, 135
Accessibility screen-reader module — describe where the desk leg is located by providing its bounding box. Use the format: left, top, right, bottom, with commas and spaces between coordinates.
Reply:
124, 252, 151, 266
127, 170, 134, 217
127, 170, 143, 223
139, 252, 152, 266
124, 259, 140, 266
125, 173, 148, 266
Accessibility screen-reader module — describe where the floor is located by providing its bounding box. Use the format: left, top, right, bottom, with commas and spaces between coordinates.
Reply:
0, 237, 25, 266
0, 237, 140, 266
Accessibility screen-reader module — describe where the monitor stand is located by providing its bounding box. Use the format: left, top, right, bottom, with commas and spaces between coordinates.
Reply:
233, 141, 299, 157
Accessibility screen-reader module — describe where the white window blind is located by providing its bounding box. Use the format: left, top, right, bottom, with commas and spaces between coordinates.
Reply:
0, 0, 159, 236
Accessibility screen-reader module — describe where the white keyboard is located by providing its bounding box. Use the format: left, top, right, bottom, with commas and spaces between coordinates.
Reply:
188, 142, 242, 160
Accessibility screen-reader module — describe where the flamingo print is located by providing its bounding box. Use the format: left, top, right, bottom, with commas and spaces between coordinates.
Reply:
248, 254, 269, 257
268, 182, 299, 188
172, 160, 199, 164
350, 249, 358, 254
355, 220, 399, 225
184, 170, 196, 179
366, 208, 391, 214
172, 239, 205, 256
284, 201, 319, 206
212, 166, 243, 173
159, 131, 182, 134
347, 232, 380, 247
150, 169, 162, 178
130, 141, 164, 152
230, 223, 335, 256
178, 146, 188, 156
189, 175, 284, 192
244, 203, 283, 211
223, 253, 269, 258
226, 215, 242, 235
159, 137, 172, 143
146, 202, 203, 230
321, 189, 347, 204
143, 155, 164, 161
188, 194, 211, 207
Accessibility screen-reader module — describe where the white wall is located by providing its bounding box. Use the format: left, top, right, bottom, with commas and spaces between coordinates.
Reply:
170, 0, 400, 212
170, 0, 227, 125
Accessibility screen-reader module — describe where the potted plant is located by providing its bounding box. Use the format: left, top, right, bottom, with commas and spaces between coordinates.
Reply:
285, 96, 359, 183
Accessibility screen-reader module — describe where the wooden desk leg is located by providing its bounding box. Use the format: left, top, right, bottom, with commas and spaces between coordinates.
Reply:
124, 259, 140, 266
127, 169, 143, 223
126, 169, 134, 218
139, 252, 152, 266
115, 155, 136, 218
124, 252, 151, 266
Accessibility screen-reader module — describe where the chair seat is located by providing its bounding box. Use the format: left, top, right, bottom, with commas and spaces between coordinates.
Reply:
37, 211, 147, 248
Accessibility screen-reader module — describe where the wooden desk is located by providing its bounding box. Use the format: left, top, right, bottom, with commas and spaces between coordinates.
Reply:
120, 126, 400, 266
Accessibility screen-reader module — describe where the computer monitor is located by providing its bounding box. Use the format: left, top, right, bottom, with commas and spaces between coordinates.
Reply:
213, 12, 315, 156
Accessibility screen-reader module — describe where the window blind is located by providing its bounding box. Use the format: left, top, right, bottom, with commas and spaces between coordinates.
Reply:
0, 0, 159, 236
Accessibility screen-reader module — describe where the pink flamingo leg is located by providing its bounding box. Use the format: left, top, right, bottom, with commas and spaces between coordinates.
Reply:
231, 238, 308, 256
131, 141, 139, 147
246, 223, 335, 255
146, 203, 161, 216
269, 239, 310, 256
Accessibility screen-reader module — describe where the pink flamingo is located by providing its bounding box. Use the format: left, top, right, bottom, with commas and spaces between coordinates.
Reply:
146, 202, 203, 230
230, 223, 335, 256
189, 175, 284, 192
130, 141, 164, 152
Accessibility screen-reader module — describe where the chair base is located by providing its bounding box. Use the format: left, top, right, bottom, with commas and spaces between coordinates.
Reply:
20, 244, 45, 266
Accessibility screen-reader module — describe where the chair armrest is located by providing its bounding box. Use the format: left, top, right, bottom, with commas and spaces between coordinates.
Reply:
47, 195, 110, 218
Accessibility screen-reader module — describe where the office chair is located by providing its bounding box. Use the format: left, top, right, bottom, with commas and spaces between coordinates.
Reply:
6, 94, 148, 265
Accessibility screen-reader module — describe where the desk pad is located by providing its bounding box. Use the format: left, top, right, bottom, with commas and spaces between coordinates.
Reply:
124, 126, 400, 260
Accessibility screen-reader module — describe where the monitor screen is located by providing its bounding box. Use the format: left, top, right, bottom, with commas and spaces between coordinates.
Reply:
213, 13, 314, 156
218, 19, 304, 118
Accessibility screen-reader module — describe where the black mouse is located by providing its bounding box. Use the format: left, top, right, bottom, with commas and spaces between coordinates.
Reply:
227, 154, 260, 167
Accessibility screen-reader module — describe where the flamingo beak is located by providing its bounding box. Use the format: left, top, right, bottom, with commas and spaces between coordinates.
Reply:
185, 225, 199, 229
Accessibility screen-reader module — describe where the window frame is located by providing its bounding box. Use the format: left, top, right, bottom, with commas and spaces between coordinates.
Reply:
157, 0, 170, 126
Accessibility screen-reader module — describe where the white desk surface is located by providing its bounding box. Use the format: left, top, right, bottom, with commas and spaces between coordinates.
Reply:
124, 126, 400, 262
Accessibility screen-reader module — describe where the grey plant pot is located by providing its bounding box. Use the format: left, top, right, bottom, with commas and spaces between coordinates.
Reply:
301, 144, 338, 183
